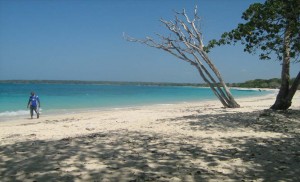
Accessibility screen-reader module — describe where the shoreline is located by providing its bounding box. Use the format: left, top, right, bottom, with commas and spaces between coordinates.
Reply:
0, 88, 276, 122
1, 91, 299, 181
0, 90, 296, 142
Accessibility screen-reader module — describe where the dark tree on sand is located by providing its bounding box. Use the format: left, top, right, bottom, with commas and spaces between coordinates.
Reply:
125, 6, 240, 108
206, 0, 300, 110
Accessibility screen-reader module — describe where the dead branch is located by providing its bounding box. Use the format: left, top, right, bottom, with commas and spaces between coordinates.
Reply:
124, 6, 240, 108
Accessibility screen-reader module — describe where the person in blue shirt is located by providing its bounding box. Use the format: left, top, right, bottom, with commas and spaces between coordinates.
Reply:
27, 92, 41, 119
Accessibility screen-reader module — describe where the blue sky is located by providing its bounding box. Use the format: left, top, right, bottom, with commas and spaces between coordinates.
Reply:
0, 0, 298, 83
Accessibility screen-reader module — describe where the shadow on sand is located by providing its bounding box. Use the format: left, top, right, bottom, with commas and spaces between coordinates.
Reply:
1, 110, 299, 181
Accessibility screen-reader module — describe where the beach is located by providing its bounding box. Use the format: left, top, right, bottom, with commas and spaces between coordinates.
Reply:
1, 90, 299, 181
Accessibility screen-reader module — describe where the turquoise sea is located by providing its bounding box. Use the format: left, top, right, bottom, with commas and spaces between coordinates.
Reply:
0, 83, 270, 119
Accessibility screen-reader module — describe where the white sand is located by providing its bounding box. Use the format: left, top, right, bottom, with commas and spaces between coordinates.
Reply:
0, 91, 299, 181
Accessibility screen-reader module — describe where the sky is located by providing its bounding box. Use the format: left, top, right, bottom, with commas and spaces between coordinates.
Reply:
0, 0, 298, 83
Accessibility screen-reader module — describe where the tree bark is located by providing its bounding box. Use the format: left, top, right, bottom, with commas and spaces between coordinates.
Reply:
201, 52, 240, 108
270, 24, 296, 110
271, 72, 300, 110
287, 71, 300, 100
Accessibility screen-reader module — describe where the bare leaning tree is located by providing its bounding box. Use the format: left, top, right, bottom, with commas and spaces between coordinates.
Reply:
125, 6, 240, 108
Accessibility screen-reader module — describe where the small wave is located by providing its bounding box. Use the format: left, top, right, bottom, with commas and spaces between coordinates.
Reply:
0, 110, 29, 117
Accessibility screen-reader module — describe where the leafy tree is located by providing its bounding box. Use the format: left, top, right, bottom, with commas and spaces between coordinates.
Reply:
126, 7, 240, 108
206, 0, 300, 110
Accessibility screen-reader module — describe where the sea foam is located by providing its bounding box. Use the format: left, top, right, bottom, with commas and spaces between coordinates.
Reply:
0, 110, 28, 117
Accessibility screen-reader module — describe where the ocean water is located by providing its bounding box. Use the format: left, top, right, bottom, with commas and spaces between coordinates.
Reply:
0, 83, 270, 118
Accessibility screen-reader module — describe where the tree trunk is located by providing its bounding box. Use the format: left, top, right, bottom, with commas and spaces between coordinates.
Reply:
270, 24, 295, 110
271, 72, 300, 110
201, 52, 240, 108
286, 71, 300, 101
194, 63, 240, 108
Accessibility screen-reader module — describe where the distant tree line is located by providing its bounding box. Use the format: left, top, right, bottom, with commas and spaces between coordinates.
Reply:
228, 77, 299, 89
0, 80, 206, 87
0, 78, 299, 90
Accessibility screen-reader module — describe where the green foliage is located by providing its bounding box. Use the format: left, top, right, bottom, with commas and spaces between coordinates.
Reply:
228, 77, 299, 89
1, 79, 298, 89
0, 80, 208, 87
205, 0, 300, 63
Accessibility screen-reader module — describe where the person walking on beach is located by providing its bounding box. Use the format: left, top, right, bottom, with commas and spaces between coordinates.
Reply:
27, 92, 41, 119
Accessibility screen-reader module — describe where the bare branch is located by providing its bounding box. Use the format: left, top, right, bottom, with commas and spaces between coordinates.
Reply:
124, 5, 240, 108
